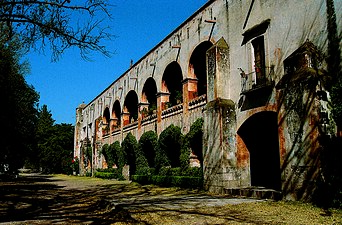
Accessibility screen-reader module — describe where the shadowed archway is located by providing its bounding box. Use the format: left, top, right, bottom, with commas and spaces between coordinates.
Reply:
189, 41, 213, 96
162, 61, 183, 106
123, 91, 138, 124
237, 111, 281, 190
142, 77, 157, 110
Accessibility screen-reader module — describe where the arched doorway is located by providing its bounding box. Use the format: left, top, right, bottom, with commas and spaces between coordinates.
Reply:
237, 111, 281, 190
189, 41, 213, 97
162, 61, 183, 106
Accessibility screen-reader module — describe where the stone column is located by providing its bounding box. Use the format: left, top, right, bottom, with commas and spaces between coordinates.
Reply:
206, 37, 230, 101
137, 102, 150, 138
182, 78, 198, 133
156, 92, 170, 134
122, 112, 130, 126
203, 37, 240, 193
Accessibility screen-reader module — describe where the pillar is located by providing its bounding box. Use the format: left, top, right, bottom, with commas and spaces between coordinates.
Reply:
156, 92, 170, 134
203, 37, 241, 193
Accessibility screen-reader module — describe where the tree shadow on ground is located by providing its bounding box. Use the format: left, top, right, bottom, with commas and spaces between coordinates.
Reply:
1, 174, 340, 224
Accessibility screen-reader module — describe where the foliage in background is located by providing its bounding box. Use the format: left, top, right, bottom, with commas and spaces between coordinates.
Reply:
0, 0, 113, 60
37, 106, 74, 174
312, 0, 342, 209
0, 40, 40, 174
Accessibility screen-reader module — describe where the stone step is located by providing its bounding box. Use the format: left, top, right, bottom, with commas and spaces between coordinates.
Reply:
224, 187, 282, 201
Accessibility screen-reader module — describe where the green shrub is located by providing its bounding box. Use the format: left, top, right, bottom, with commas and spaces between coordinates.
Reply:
171, 167, 181, 176
108, 141, 121, 168
156, 124, 183, 169
184, 118, 204, 168
121, 133, 138, 175
139, 131, 158, 167
94, 168, 125, 180
158, 166, 171, 176
135, 167, 155, 176
135, 146, 149, 172
150, 175, 171, 186
131, 175, 150, 184
182, 167, 203, 177
170, 176, 203, 188
85, 171, 92, 177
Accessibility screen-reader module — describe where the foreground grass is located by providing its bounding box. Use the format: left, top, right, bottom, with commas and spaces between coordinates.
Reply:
0, 174, 341, 224
117, 200, 341, 225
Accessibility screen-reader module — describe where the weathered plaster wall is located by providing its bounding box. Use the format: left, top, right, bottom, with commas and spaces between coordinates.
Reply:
74, 0, 341, 200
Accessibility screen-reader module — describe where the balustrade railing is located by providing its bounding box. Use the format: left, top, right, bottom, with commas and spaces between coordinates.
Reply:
161, 104, 183, 119
189, 94, 207, 110
141, 113, 157, 125
240, 66, 274, 93
123, 121, 138, 132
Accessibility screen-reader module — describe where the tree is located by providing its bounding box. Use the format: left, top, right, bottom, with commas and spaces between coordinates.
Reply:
325, 0, 342, 130
36, 105, 74, 174
0, 40, 39, 174
0, 0, 112, 60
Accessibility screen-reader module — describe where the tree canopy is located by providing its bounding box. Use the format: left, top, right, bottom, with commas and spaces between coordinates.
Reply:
0, 0, 112, 60
0, 40, 39, 173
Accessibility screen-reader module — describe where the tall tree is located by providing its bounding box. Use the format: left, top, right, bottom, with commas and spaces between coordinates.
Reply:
36, 105, 74, 174
0, 0, 112, 60
0, 40, 40, 174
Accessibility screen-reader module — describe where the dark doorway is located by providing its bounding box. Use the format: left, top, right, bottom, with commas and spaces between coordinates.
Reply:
237, 111, 281, 190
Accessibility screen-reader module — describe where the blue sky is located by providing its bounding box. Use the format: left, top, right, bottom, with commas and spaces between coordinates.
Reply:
25, 0, 208, 125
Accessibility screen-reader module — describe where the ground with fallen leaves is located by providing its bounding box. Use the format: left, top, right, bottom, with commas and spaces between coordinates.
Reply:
0, 174, 341, 224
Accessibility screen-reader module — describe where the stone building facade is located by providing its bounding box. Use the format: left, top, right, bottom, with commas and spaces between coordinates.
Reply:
74, 0, 341, 200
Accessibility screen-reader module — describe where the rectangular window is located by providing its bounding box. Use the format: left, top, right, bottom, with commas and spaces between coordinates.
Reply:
251, 36, 266, 86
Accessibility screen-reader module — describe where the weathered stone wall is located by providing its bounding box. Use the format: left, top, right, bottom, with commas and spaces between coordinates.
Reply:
74, 0, 341, 200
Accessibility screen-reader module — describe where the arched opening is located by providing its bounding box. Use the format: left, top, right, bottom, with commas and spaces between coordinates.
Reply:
142, 77, 157, 113
102, 107, 110, 135
237, 111, 281, 190
111, 100, 121, 129
189, 41, 213, 96
123, 90, 138, 124
162, 61, 183, 106
103, 107, 110, 125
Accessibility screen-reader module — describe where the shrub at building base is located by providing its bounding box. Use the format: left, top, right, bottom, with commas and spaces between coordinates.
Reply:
94, 168, 125, 180
132, 175, 203, 189
132, 166, 203, 189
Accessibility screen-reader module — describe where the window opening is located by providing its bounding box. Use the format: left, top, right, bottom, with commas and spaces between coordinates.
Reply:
251, 36, 266, 86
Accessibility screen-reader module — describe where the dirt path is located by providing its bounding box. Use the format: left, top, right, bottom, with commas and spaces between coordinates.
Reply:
0, 173, 341, 224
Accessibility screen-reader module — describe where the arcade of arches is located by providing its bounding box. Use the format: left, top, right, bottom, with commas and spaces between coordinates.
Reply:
74, 0, 339, 201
